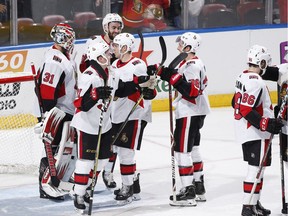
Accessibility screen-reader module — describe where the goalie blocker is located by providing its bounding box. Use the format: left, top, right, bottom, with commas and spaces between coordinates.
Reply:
38, 107, 76, 199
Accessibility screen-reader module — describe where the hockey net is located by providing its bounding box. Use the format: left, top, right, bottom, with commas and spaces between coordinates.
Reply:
0, 72, 43, 174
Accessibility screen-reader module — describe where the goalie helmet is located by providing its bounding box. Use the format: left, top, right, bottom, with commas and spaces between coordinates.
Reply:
113, 33, 135, 54
176, 32, 201, 53
102, 13, 124, 34
50, 23, 75, 51
247, 45, 271, 70
87, 41, 110, 66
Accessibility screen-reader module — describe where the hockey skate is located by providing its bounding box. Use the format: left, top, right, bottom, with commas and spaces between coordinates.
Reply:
241, 205, 259, 216
114, 184, 133, 205
282, 203, 288, 215
102, 170, 117, 189
256, 201, 271, 216
169, 185, 197, 207
74, 194, 86, 214
114, 173, 141, 201
194, 175, 206, 202
39, 186, 65, 200
83, 186, 92, 203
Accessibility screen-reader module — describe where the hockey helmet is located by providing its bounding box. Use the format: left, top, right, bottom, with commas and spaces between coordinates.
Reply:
50, 23, 75, 51
176, 32, 201, 53
87, 41, 110, 66
247, 45, 271, 70
102, 13, 124, 34
113, 33, 135, 54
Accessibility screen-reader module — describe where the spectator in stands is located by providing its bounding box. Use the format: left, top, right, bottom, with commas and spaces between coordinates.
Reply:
278, 0, 288, 23
188, 0, 205, 29
0, 0, 9, 23
122, 0, 170, 33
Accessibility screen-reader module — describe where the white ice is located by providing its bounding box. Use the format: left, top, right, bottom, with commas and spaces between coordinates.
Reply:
0, 107, 286, 216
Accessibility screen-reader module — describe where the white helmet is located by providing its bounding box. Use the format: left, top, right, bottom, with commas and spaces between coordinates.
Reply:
176, 32, 201, 53
50, 23, 75, 51
113, 33, 135, 54
87, 41, 110, 66
102, 13, 124, 33
247, 45, 272, 70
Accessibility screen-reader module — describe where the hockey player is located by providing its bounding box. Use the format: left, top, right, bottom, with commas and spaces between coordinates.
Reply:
157, 32, 210, 206
110, 32, 157, 203
36, 23, 77, 200
79, 13, 124, 189
232, 45, 284, 216
79, 13, 124, 73
70, 41, 114, 212
261, 62, 288, 215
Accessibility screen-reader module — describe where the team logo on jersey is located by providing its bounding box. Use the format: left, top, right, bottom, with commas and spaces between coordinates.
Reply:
84, 70, 93, 75
120, 133, 128, 143
132, 60, 141, 65
53, 55, 62, 63
249, 75, 258, 79
132, 0, 143, 14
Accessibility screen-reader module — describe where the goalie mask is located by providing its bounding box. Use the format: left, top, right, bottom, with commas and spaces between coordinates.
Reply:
50, 23, 75, 51
102, 13, 124, 34
176, 32, 201, 53
87, 41, 110, 66
113, 33, 135, 55
247, 45, 272, 71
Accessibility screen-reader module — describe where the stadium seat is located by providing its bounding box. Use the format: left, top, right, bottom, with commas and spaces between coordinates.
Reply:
243, 7, 265, 25
204, 8, 238, 28
236, 2, 264, 24
0, 26, 10, 46
73, 12, 97, 28
199, 3, 228, 28
86, 18, 103, 36
42, 15, 66, 27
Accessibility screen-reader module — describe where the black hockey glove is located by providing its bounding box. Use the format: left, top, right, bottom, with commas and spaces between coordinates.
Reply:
142, 87, 156, 100
147, 64, 158, 75
260, 117, 284, 134
91, 86, 113, 100
159, 67, 182, 86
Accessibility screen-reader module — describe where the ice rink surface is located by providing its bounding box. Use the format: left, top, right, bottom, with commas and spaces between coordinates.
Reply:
0, 107, 286, 216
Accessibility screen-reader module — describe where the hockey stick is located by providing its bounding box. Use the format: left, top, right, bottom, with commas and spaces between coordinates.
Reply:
167, 52, 188, 203
138, 30, 144, 59
88, 98, 110, 216
31, 63, 43, 118
249, 95, 287, 204
278, 84, 287, 213
87, 62, 110, 215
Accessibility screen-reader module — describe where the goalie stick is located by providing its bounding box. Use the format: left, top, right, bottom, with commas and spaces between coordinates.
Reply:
249, 93, 287, 205
31, 63, 63, 188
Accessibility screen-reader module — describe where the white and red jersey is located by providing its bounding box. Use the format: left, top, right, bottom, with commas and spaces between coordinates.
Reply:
173, 57, 211, 119
71, 65, 116, 135
233, 71, 274, 144
38, 46, 76, 115
278, 64, 288, 135
79, 35, 110, 73
122, 0, 170, 28
110, 57, 152, 124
